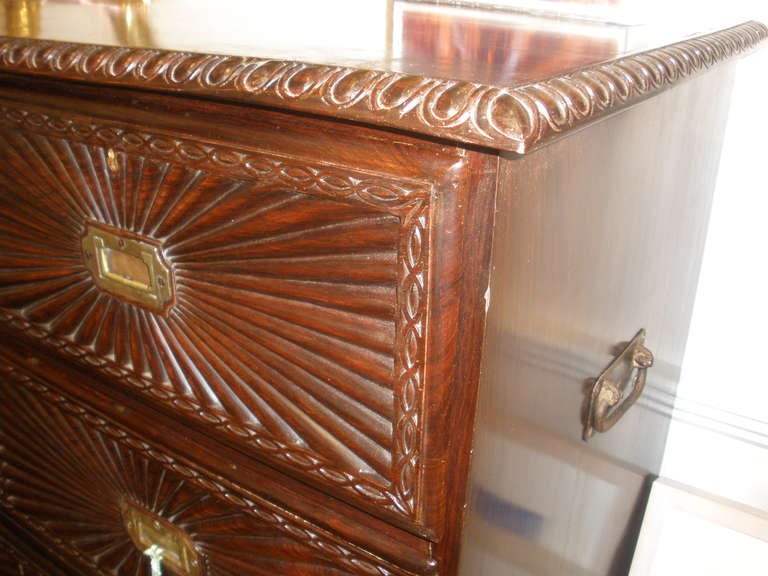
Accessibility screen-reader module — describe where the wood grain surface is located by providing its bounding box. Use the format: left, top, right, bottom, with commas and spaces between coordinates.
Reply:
0, 21, 762, 153
0, 7, 761, 576
0, 96, 431, 525
458, 62, 737, 576
0, 355, 413, 576
0, 69, 499, 558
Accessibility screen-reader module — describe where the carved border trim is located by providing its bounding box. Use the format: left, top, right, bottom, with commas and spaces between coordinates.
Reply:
0, 103, 430, 522
0, 360, 416, 576
0, 103, 429, 213
0, 22, 764, 153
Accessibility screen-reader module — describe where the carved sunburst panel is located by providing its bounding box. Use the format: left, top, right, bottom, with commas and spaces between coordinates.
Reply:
0, 103, 431, 521
0, 362, 405, 576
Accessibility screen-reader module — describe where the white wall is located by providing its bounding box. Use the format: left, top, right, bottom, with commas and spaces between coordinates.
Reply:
630, 2, 768, 573
659, 5, 768, 512
630, 479, 768, 576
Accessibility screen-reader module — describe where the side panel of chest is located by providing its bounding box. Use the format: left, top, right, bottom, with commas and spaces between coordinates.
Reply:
459, 65, 736, 576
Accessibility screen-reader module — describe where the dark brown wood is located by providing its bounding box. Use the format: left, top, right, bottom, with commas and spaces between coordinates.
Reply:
0, 94, 417, 516
0, 0, 755, 87
0, 332, 436, 575
430, 150, 499, 576
0, 3, 763, 153
0, 353, 411, 576
457, 62, 737, 576
0, 64, 498, 574
0, 6, 761, 576
0, 84, 442, 534
0, 515, 79, 576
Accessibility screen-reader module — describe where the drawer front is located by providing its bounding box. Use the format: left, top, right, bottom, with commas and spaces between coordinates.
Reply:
0, 100, 431, 526
0, 360, 413, 576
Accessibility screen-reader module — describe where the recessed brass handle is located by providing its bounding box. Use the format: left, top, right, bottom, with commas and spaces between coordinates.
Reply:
583, 329, 654, 440
82, 223, 174, 313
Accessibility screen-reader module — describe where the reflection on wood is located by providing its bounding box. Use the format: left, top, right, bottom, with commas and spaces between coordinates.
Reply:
400, 6, 618, 85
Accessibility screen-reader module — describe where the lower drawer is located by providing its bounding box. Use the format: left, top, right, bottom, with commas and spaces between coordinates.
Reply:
0, 361, 411, 576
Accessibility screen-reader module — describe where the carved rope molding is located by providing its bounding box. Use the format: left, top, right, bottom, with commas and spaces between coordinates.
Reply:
0, 21, 765, 153
0, 361, 414, 576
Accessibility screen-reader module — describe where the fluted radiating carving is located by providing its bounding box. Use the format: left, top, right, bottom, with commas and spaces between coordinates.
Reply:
0, 22, 763, 153
0, 534, 51, 576
0, 360, 405, 576
0, 102, 430, 520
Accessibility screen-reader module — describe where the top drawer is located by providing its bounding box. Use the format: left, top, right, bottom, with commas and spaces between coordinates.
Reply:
0, 88, 478, 537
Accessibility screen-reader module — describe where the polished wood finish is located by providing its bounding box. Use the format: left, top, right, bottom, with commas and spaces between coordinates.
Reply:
0, 517, 76, 576
0, 331, 435, 575
0, 94, 417, 521
0, 70, 499, 572
0, 4, 763, 153
0, 354, 408, 576
459, 63, 736, 576
0, 75, 503, 541
0, 1, 748, 82
0, 3, 762, 576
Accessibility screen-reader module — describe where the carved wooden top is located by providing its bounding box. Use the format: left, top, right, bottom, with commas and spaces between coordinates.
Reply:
0, 5, 764, 153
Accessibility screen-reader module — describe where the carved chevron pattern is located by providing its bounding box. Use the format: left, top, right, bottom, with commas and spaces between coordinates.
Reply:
0, 360, 409, 576
0, 22, 763, 152
0, 103, 431, 520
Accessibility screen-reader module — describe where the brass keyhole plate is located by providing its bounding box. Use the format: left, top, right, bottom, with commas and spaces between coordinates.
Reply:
82, 222, 175, 314
121, 500, 202, 576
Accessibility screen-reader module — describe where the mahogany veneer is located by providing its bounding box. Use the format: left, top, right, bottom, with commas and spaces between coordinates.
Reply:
0, 3, 764, 576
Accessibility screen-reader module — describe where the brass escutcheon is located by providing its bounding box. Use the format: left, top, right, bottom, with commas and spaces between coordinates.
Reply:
121, 501, 202, 576
81, 222, 174, 313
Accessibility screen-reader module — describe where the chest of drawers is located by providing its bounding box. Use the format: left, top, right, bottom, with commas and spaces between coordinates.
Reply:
0, 3, 764, 575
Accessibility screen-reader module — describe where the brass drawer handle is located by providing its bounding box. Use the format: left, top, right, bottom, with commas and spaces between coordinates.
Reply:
583, 329, 654, 440
82, 222, 174, 313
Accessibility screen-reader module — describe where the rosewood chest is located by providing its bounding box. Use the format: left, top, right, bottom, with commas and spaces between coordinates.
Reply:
0, 3, 764, 575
